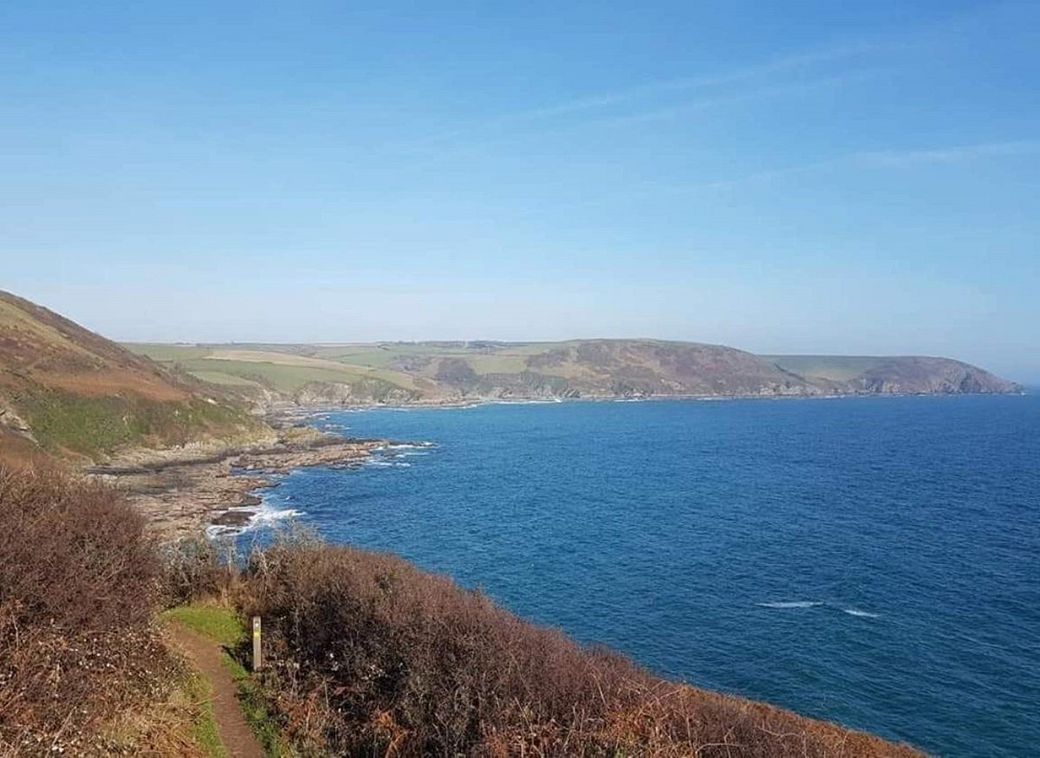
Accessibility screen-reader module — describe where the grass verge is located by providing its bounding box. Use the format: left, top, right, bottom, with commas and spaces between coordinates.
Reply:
182, 670, 226, 758
222, 652, 287, 756
164, 603, 245, 648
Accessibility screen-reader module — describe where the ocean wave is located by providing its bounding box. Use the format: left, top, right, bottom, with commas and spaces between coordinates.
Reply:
842, 608, 880, 618
756, 601, 824, 609
252, 505, 302, 524
205, 501, 302, 539
366, 442, 433, 469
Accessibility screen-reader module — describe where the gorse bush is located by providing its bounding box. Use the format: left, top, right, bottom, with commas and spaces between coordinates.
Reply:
0, 466, 170, 754
236, 537, 919, 757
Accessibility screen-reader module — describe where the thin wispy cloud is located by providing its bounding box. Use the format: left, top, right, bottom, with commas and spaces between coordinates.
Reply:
589, 71, 879, 130
394, 8, 1002, 158
680, 161, 840, 193
500, 41, 877, 124
662, 139, 1040, 196
391, 71, 872, 164
396, 41, 878, 153
855, 140, 1040, 166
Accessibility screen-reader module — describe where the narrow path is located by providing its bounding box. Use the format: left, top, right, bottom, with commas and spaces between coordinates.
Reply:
168, 622, 264, 758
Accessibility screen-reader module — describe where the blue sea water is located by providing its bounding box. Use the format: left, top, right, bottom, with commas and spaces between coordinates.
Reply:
257, 396, 1040, 756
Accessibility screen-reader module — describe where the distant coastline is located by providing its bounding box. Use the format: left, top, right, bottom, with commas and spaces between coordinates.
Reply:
270, 384, 1028, 417
128, 338, 1023, 411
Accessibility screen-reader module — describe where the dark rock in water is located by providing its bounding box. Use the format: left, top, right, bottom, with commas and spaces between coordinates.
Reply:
210, 509, 255, 527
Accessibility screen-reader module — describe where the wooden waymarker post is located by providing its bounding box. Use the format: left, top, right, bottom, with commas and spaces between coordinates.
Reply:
252, 616, 262, 671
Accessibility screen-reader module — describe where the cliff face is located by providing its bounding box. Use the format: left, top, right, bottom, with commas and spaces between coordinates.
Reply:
292, 379, 420, 406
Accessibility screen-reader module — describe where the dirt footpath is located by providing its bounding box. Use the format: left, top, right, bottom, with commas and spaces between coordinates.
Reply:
168, 623, 264, 758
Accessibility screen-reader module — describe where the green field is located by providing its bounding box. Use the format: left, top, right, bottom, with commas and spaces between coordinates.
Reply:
127, 341, 571, 394
131, 343, 215, 362
764, 355, 887, 382
129, 344, 423, 395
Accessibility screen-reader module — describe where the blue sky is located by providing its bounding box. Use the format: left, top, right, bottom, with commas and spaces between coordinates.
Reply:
2, 1, 1038, 380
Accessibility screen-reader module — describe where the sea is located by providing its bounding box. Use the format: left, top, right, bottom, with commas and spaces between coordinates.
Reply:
247, 395, 1040, 756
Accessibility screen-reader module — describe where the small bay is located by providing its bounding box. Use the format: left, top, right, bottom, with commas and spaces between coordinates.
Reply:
258, 395, 1040, 756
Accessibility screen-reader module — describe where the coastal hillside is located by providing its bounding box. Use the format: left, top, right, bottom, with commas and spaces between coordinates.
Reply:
766, 354, 1019, 395
131, 338, 1021, 406
0, 291, 268, 462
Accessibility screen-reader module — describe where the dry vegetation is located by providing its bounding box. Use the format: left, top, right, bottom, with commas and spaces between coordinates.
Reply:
230, 537, 920, 757
0, 467, 205, 756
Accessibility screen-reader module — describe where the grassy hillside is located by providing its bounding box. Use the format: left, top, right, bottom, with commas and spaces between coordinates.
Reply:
131, 339, 820, 402
130, 339, 1021, 406
767, 354, 1020, 394
764, 355, 892, 382
0, 292, 269, 462
131, 343, 428, 402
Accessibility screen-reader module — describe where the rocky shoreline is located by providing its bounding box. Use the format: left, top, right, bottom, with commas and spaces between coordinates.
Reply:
91, 425, 386, 540
263, 383, 1029, 416
91, 388, 1029, 539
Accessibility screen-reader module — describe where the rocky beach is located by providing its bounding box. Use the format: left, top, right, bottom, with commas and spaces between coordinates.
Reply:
90, 423, 385, 539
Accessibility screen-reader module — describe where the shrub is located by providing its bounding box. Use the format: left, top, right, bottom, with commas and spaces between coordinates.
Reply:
236, 537, 919, 757
160, 535, 238, 606
0, 465, 170, 754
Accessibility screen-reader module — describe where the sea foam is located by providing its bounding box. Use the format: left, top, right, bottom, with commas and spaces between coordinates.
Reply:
843, 608, 880, 618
